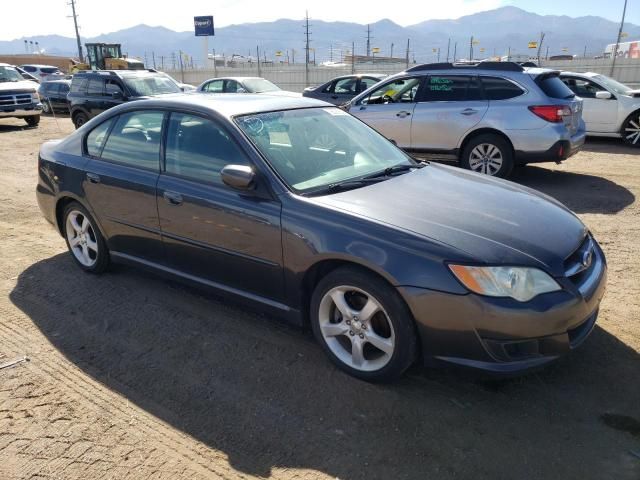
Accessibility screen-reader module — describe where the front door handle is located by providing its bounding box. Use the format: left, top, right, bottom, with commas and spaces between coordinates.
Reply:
396, 111, 411, 118
460, 108, 478, 116
163, 191, 183, 206
86, 172, 100, 184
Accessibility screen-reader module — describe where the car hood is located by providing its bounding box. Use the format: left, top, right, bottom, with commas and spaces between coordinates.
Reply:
0, 79, 39, 92
261, 90, 301, 98
310, 164, 586, 276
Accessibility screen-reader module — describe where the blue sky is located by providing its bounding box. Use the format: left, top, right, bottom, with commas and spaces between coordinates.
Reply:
2, 0, 638, 40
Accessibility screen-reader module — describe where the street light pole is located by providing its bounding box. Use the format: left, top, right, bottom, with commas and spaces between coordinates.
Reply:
610, 0, 628, 76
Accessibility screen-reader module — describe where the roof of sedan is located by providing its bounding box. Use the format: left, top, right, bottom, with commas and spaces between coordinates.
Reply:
139, 92, 331, 117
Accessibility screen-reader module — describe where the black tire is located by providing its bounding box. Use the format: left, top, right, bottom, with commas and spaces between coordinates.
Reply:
621, 111, 640, 147
73, 111, 89, 129
25, 115, 40, 127
62, 202, 110, 273
310, 266, 418, 382
460, 133, 514, 178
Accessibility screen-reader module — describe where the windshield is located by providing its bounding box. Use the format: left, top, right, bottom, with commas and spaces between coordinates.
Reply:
593, 74, 633, 96
0, 66, 24, 83
235, 107, 416, 194
123, 75, 181, 96
242, 78, 281, 93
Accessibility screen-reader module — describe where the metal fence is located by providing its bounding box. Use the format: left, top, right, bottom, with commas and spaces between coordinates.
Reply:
165, 58, 640, 91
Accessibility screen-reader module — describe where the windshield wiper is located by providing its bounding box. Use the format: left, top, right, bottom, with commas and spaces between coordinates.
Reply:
307, 177, 388, 196
363, 162, 425, 180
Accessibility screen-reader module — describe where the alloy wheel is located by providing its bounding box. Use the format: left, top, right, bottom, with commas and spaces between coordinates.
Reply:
468, 143, 503, 175
624, 115, 640, 145
318, 285, 395, 372
65, 210, 99, 267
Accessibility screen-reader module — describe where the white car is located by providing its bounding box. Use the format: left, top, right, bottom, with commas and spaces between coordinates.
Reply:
0, 63, 43, 126
19, 64, 65, 82
197, 77, 300, 97
560, 72, 640, 146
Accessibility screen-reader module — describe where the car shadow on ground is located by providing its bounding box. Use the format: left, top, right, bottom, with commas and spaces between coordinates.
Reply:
511, 165, 635, 214
582, 137, 638, 155
10, 254, 640, 479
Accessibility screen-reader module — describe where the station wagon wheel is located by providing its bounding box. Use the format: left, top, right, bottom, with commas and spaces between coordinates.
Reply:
461, 133, 514, 178
311, 267, 417, 382
622, 112, 640, 146
73, 112, 89, 129
63, 202, 109, 273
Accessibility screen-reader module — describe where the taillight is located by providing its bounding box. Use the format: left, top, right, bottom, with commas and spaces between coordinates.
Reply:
528, 105, 572, 123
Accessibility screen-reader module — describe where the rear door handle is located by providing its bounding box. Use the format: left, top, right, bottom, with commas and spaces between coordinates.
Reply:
163, 191, 183, 206
460, 108, 478, 116
396, 111, 411, 118
86, 172, 100, 184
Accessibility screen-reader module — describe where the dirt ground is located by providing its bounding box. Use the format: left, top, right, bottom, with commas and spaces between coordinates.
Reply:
0, 115, 639, 480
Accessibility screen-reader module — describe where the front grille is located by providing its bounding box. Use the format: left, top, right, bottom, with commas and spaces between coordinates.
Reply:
564, 235, 601, 297
0, 91, 33, 107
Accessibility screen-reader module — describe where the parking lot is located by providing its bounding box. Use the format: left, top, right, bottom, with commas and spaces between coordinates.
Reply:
0, 115, 639, 479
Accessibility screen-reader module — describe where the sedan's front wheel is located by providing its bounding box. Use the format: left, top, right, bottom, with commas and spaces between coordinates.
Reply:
622, 112, 640, 146
310, 267, 418, 382
63, 203, 109, 273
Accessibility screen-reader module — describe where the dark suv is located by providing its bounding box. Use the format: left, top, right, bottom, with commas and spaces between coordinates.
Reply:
67, 70, 182, 128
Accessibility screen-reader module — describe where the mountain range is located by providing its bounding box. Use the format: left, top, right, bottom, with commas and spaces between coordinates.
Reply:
1, 6, 638, 65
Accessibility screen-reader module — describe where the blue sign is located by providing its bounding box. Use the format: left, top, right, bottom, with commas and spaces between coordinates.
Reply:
194, 16, 214, 36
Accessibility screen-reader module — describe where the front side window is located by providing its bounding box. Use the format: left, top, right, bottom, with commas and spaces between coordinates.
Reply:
359, 77, 381, 92
122, 75, 181, 96
224, 80, 241, 93
105, 79, 123, 95
100, 111, 164, 170
165, 113, 249, 182
561, 77, 605, 99
70, 77, 88, 94
236, 107, 415, 194
360, 77, 422, 105
334, 78, 358, 94
85, 118, 115, 157
423, 75, 481, 101
480, 77, 525, 100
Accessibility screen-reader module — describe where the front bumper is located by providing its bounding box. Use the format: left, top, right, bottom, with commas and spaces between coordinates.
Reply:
0, 103, 43, 118
399, 241, 607, 374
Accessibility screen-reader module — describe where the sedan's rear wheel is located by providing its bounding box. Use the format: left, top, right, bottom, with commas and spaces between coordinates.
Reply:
310, 267, 417, 382
622, 112, 640, 146
63, 203, 109, 273
461, 134, 514, 178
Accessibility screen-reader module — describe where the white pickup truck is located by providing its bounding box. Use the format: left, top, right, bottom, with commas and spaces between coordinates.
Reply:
0, 63, 43, 127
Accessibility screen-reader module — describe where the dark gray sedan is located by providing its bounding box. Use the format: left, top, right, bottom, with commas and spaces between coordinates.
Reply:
303, 74, 386, 105
36, 94, 606, 382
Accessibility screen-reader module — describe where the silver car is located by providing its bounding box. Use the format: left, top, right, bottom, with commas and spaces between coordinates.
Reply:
197, 76, 299, 97
560, 71, 640, 146
303, 74, 386, 105
347, 62, 585, 177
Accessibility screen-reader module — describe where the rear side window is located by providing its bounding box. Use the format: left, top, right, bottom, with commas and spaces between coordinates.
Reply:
85, 118, 115, 157
41, 67, 60, 74
164, 113, 248, 182
537, 75, 575, 99
334, 77, 358, 94
423, 75, 482, 101
22, 66, 36, 72
204, 80, 223, 92
87, 78, 104, 96
70, 77, 88, 94
481, 77, 525, 100
100, 111, 164, 170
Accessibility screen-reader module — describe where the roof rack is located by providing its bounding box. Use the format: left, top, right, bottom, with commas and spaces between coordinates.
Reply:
406, 61, 525, 73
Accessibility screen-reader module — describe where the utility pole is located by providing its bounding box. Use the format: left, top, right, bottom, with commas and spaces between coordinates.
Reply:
469, 36, 474, 61
152, 51, 156, 69
256, 45, 261, 76
390, 42, 394, 58
446, 38, 451, 62
304, 11, 311, 87
178, 50, 185, 83
69, 0, 84, 62
213, 48, 217, 76
545, 46, 549, 60
507, 46, 511, 61
536, 31, 545, 65
352, 41, 355, 74
405, 38, 410, 69
611, 0, 628, 76
453, 42, 457, 62
583, 45, 587, 58
366, 24, 371, 57
292, 49, 295, 64
330, 43, 333, 62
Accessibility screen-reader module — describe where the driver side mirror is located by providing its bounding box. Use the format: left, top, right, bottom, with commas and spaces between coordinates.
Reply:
595, 91, 612, 100
111, 90, 123, 99
221, 165, 255, 190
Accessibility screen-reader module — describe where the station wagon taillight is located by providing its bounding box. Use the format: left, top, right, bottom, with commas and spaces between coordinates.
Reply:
528, 105, 572, 123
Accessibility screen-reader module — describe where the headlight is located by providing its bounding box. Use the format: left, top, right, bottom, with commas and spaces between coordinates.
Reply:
449, 265, 561, 302
31, 91, 40, 101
